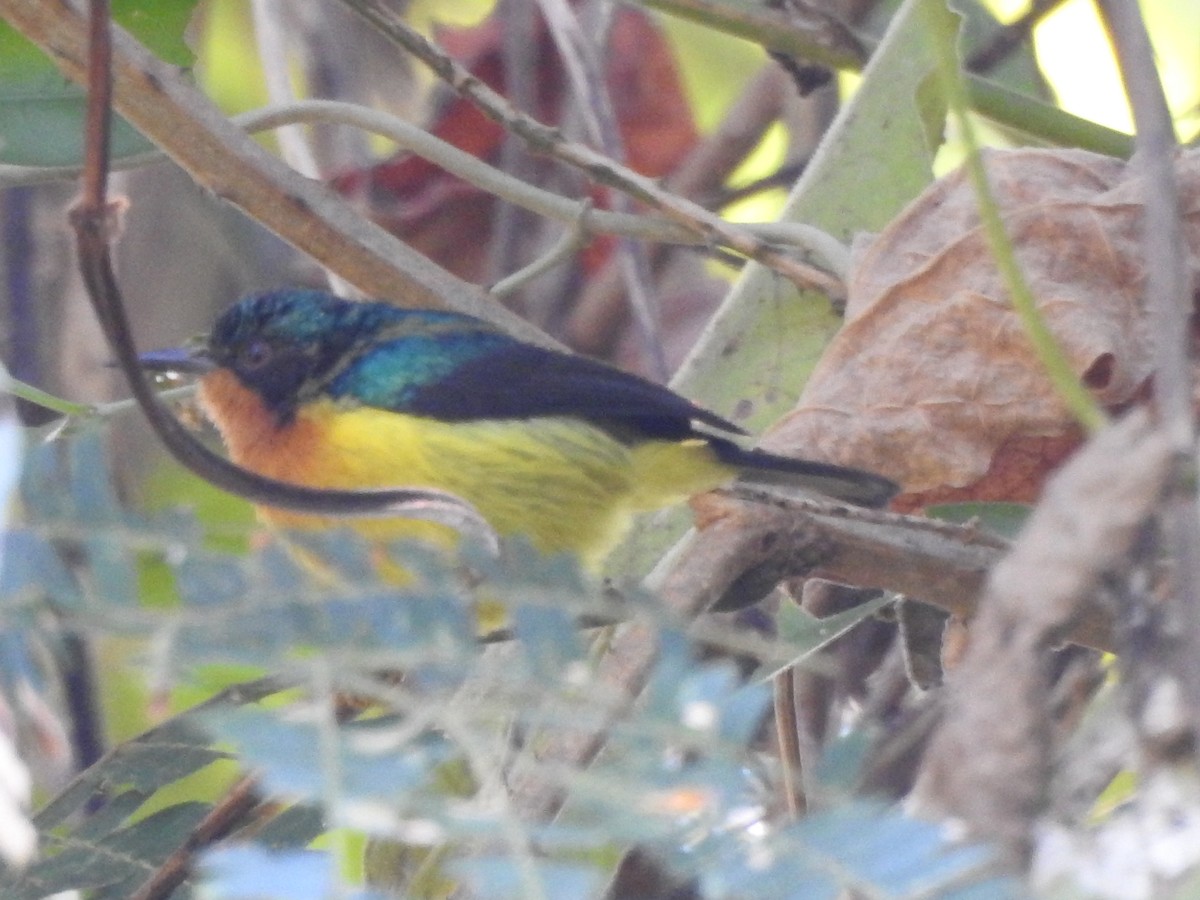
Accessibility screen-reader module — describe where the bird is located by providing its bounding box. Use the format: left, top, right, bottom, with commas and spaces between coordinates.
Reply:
139, 288, 896, 572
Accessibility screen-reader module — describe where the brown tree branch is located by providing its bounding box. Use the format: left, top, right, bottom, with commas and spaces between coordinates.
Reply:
129, 775, 264, 900
508, 460, 1134, 821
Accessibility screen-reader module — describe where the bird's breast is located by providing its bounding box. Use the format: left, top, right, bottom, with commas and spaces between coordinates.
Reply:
197, 369, 322, 479
194, 369, 736, 566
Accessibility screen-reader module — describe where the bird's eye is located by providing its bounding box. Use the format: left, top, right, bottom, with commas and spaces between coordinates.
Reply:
238, 339, 274, 371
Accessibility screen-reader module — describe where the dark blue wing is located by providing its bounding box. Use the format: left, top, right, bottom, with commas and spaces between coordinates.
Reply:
398, 342, 897, 505
279, 299, 896, 507
399, 342, 745, 441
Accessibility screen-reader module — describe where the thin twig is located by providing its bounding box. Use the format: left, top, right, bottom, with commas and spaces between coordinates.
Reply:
773, 669, 807, 817
924, 0, 1108, 434
250, 0, 320, 178
78, 0, 112, 212
1095, 0, 1200, 726
537, 0, 668, 377
965, 0, 1068, 75
636, 0, 1133, 158
0, 100, 851, 283
636, 0, 867, 70
336, 0, 848, 300
129, 775, 263, 900
490, 201, 595, 298
238, 102, 845, 263
0, 67, 840, 274
564, 62, 801, 358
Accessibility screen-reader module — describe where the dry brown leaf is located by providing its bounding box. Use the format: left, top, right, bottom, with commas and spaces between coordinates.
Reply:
763, 147, 1200, 508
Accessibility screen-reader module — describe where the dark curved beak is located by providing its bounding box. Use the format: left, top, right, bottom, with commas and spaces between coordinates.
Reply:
138, 346, 216, 375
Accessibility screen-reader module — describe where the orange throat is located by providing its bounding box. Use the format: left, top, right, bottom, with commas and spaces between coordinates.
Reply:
196, 369, 345, 518
198, 370, 301, 478
196, 370, 467, 554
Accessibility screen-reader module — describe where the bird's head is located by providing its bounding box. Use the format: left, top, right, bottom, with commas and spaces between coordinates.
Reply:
142, 288, 511, 428
140, 289, 400, 423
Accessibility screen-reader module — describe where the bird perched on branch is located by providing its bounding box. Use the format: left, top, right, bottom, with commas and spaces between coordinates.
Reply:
140, 289, 895, 570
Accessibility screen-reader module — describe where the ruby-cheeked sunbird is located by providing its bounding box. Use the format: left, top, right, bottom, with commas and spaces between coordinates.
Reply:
140, 289, 896, 568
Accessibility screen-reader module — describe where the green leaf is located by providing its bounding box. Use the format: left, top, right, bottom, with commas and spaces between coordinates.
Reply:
0, 530, 83, 614
0, 95, 152, 166
452, 858, 604, 900
250, 804, 328, 851
102, 718, 230, 792
170, 539, 478, 667
863, 0, 1051, 102
72, 789, 154, 841
688, 800, 1010, 899
4, 802, 211, 899
33, 717, 228, 832
952, 0, 1049, 101
675, 662, 771, 744
0, 0, 200, 166
754, 591, 895, 681
9, 423, 1017, 897
0, 0, 196, 78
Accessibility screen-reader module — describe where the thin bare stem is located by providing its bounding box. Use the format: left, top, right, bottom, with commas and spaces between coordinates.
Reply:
1096, 0, 1200, 726
491, 201, 595, 298
638, 0, 1133, 158
965, 0, 1067, 74
129, 775, 263, 900
250, 0, 320, 177
537, 0, 667, 376
636, 0, 867, 70
0, 101, 852, 281
336, 0, 848, 300
774, 669, 807, 817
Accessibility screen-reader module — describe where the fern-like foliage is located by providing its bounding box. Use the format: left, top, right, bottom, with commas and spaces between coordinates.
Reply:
0, 429, 1010, 898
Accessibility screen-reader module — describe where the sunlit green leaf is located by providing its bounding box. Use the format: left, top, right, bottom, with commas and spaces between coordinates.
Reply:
0, 0, 200, 165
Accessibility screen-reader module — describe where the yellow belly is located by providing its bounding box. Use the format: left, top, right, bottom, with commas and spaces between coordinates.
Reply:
199, 371, 735, 568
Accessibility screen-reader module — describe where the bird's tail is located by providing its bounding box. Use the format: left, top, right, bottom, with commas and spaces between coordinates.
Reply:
709, 439, 898, 508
